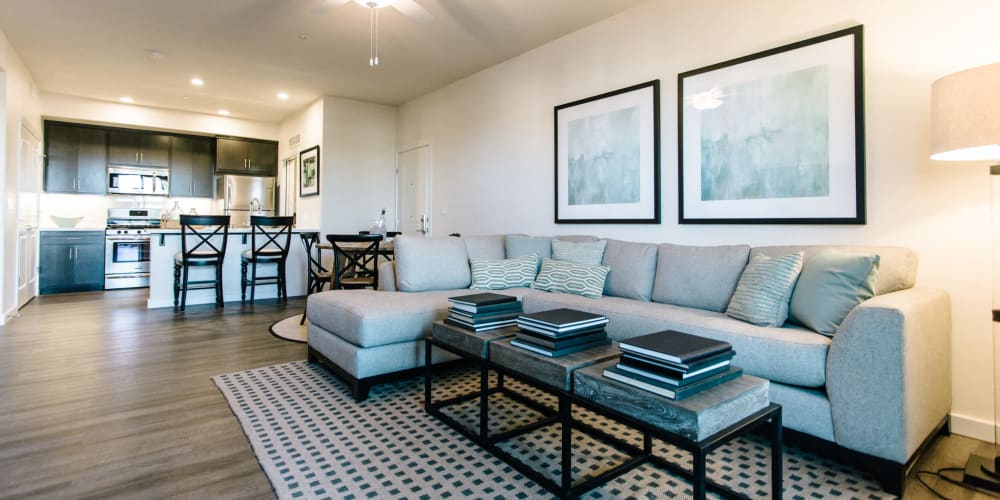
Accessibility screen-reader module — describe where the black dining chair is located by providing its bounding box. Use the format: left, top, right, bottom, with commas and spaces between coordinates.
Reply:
174, 214, 230, 311
241, 215, 294, 304
299, 231, 332, 325
326, 233, 384, 290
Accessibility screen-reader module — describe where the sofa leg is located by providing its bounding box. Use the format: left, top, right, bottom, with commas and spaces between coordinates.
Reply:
353, 380, 372, 403
872, 461, 904, 496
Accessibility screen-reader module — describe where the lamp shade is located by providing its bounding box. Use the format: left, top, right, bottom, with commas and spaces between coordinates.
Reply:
930, 62, 1000, 161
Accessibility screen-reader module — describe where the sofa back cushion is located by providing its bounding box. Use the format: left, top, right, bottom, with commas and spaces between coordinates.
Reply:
394, 235, 471, 292
505, 235, 553, 260
652, 243, 750, 312
552, 238, 607, 265
463, 235, 506, 260
751, 245, 916, 295
601, 239, 658, 301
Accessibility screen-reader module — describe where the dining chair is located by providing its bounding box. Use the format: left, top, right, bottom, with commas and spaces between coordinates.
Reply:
326, 233, 384, 289
241, 215, 294, 304
299, 231, 332, 325
174, 214, 230, 311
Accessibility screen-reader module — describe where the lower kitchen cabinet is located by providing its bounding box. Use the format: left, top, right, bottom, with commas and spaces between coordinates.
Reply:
39, 231, 106, 294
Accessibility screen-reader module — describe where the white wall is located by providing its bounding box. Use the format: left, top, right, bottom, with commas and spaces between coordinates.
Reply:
397, 0, 1000, 440
277, 98, 324, 229
320, 97, 397, 235
0, 27, 42, 324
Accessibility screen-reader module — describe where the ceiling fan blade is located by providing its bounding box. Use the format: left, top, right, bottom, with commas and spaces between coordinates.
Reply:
393, 0, 433, 23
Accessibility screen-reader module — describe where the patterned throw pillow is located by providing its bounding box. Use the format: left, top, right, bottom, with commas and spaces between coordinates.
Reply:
531, 258, 610, 299
551, 239, 607, 265
725, 252, 804, 327
469, 254, 539, 290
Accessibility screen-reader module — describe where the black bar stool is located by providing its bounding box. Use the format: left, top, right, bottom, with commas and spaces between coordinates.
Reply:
327, 233, 383, 290
241, 215, 294, 304
299, 231, 332, 325
174, 214, 230, 311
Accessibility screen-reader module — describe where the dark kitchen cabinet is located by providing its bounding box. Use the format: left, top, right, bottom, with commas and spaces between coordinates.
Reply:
215, 137, 278, 176
39, 231, 106, 294
169, 136, 215, 198
44, 122, 108, 194
108, 130, 170, 167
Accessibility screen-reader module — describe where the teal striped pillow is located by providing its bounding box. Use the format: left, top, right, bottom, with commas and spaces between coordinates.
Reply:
531, 258, 609, 299
469, 254, 539, 290
552, 239, 607, 265
725, 252, 804, 327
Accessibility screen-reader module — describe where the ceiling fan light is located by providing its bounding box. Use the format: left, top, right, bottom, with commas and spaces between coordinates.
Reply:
353, 0, 395, 8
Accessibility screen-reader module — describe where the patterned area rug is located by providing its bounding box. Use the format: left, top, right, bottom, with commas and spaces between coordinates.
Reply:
269, 314, 307, 343
213, 361, 891, 499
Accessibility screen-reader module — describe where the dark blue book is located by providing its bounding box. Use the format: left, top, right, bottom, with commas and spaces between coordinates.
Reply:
444, 316, 517, 332
447, 308, 522, 323
517, 322, 607, 339
603, 365, 743, 400
618, 352, 734, 381
517, 308, 609, 331
448, 293, 520, 313
515, 330, 607, 351
620, 349, 735, 373
619, 330, 732, 364
510, 337, 610, 357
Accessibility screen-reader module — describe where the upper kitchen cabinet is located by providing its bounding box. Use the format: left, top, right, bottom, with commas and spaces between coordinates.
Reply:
108, 130, 171, 167
169, 136, 215, 198
215, 137, 278, 176
44, 122, 108, 194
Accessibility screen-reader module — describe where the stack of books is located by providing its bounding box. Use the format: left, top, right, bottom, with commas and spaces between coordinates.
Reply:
603, 330, 741, 400
444, 293, 522, 332
511, 308, 610, 357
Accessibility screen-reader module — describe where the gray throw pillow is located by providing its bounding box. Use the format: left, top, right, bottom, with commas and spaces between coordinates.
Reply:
552, 238, 607, 265
790, 250, 880, 336
531, 258, 609, 299
601, 239, 658, 301
651, 243, 750, 312
394, 236, 471, 292
505, 235, 553, 260
726, 252, 804, 327
470, 254, 539, 290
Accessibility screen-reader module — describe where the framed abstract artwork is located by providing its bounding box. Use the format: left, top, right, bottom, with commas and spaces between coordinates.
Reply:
678, 25, 865, 224
554, 80, 661, 224
299, 145, 320, 197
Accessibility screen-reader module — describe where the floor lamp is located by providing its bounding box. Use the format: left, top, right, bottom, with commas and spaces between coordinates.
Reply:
930, 62, 1000, 492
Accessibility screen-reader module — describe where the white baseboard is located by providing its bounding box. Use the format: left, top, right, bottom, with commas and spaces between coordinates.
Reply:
950, 412, 996, 443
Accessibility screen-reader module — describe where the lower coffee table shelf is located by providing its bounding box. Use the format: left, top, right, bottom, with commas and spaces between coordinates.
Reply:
423, 320, 783, 499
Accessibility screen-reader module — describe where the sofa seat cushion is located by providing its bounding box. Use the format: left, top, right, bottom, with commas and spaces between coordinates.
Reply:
522, 291, 830, 388
307, 289, 464, 347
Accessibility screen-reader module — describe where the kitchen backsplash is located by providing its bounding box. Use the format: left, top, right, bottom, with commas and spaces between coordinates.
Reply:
40, 193, 216, 228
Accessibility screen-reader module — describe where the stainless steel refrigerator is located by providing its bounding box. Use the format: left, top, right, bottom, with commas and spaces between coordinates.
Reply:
216, 175, 275, 227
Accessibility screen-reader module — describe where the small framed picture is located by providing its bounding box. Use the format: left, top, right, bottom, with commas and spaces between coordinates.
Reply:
299, 145, 320, 197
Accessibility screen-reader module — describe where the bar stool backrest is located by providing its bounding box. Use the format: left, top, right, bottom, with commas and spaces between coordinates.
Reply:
179, 214, 231, 261
249, 215, 294, 259
326, 233, 383, 289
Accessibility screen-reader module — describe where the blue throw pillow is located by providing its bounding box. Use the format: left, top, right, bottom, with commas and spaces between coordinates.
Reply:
789, 250, 880, 336
531, 258, 609, 299
470, 254, 539, 290
725, 252, 804, 327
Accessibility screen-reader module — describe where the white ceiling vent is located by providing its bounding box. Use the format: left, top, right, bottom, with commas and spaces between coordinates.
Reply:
289, 134, 301, 148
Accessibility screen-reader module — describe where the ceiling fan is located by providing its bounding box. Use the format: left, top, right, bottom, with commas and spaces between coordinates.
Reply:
321, 0, 433, 66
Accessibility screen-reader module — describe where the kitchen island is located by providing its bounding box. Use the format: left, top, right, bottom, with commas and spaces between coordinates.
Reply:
146, 227, 315, 309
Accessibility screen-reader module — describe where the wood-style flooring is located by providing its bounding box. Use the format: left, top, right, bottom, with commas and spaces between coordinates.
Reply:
0, 289, 996, 499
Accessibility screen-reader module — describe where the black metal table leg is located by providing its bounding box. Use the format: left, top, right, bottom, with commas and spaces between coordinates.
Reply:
479, 364, 489, 441
772, 407, 783, 499
423, 339, 432, 410
693, 448, 706, 500
560, 395, 573, 494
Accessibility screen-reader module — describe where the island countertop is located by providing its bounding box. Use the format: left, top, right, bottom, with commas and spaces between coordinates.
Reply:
148, 227, 319, 234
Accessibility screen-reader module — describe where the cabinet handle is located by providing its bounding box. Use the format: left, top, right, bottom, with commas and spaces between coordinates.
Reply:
248, 159, 252, 169
140, 152, 144, 163
68, 248, 72, 259
74, 248, 78, 259
135, 152, 139, 162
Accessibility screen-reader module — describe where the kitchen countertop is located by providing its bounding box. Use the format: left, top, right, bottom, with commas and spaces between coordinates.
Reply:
40, 227, 107, 232
148, 227, 319, 235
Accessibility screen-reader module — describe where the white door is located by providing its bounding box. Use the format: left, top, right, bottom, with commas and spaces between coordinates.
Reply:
17, 125, 41, 309
281, 155, 298, 218
396, 145, 431, 236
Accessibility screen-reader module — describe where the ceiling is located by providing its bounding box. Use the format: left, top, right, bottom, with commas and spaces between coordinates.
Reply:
0, 0, 646, 123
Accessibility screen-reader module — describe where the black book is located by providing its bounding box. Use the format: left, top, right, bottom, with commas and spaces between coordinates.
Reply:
603, 365, 743, 400
621, 350, 735, 373
448, 293, 519, 313
618, 352, 732, 381
615, 360, 729, 387
517, 310, 609, 334
444, 316, 517, 332
515, 330, 607, 351
516, 322, 607, 339
619, 330, 732, 364
447, 308, 522, 323
510, 338, 610, 357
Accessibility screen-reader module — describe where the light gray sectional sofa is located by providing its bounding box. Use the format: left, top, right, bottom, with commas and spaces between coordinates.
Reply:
306, 234, 951, 495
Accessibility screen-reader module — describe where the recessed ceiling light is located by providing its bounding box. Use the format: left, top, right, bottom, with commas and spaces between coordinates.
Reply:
190, 77, 204, 86
120, 96, 135, 104
218, 109, 231, 116
277, 92, 289, 100
146, 49, 166, 61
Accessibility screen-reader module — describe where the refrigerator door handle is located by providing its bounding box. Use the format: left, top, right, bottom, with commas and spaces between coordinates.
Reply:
226, 180, 233, 211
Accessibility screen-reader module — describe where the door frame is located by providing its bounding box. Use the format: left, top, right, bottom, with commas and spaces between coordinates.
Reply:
395, 142, 433, 236
16, 122, 42, 311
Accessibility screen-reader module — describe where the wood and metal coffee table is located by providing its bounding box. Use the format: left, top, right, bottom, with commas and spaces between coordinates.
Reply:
424, 320, 783, 499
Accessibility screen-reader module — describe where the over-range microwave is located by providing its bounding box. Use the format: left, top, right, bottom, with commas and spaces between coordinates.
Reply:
107, 165, 169, 195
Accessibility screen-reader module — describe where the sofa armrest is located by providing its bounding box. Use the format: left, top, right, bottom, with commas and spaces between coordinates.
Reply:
826, 287, 951, 463
378, 261, 397, 291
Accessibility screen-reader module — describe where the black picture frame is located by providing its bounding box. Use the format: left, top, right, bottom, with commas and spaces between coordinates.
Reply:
678, 25, 865, 224
299, 145, 320, 197
554, 80, 661, 224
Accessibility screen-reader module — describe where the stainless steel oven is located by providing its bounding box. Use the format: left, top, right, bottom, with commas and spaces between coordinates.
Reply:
105, 209, 159, 289
108, 165, 169, 196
